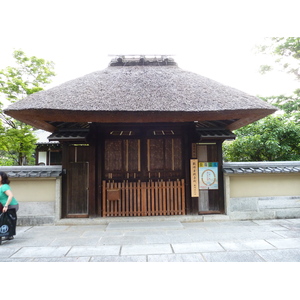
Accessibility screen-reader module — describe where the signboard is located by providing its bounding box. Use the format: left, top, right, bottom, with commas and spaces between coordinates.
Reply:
190, 159, 199, 197
199, 162, 218, 190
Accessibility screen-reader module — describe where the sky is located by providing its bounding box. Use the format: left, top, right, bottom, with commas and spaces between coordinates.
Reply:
0, 0, 299, 101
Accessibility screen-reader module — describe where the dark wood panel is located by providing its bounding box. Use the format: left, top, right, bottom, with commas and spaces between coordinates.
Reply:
67, 162, 89, 216
62, 144, 95, 218
105, 140, 122, 171
149, 139, 164, 170
127, 139, 140, 171
173, 138, 182, 170
147, 138, 183, 179
197, 143, 224, 214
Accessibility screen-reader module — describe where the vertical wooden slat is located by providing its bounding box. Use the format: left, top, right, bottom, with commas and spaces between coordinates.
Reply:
120, 181, 124, 217
142, 182, 147, 216
112, 183, 116, 217
181, 179, 185, 215
125, 181, 129, 216
168, 180, 174, 215
176, 179, 181, 214
174, 180, 178, 214
154, 181, 158, 216
132, 182, 136, 216
137, 181, 141, 216
158, 181, 162, 215
151, 181, 155, 216
172, 181, 175, 214
167, 181, 171, 215
112, 183, 119, 217
163, 180, 166, 215
110, 182, 114, 217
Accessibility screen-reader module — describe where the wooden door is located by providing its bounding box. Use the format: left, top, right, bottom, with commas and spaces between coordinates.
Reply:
197, 143, 224, 214
63, 144, 91, 218
66, 162, 89, 217
102, 135, 185, 216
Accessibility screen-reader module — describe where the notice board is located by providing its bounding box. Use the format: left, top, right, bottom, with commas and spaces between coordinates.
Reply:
199, 162, 218, 190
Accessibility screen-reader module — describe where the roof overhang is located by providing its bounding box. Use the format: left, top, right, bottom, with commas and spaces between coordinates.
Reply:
4, 108, 276, 132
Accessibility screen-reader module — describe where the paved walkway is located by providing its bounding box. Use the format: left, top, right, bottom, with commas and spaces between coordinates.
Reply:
1, 218, 300, 262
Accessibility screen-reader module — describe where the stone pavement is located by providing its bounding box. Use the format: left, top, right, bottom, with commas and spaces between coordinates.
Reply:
1, 218, 300, 262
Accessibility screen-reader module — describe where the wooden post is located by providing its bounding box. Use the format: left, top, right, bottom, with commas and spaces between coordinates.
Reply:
102, 180, 106, 217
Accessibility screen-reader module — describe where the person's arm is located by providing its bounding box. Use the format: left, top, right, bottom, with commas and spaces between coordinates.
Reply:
2, 190, 14, 213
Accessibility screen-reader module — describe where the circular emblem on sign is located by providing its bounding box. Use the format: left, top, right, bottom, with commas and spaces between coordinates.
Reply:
201, 169, 216, 186
0, 225, 9, 234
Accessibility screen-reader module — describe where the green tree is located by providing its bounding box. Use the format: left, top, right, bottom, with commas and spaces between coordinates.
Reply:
223, 115, 300, 161
0, 50, 55, 165
223, 37, 300, 162
258, 37, 300, 80
258, 37, 300, 121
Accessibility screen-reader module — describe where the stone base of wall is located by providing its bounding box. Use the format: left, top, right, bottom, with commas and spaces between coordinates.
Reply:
17, 216, 55, 226
14, 197, 300, 225
228, 196, 300, 220
17, 201, 55, 226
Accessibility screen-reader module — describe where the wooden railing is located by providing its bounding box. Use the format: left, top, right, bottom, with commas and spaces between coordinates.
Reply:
102, 179, 185, 217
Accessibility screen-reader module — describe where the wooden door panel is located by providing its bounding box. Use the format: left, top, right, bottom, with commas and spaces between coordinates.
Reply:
105, 140, 123, 171
147, 138, 182, 179
104, 139, 140, 179
197, 143, 224, 214
148, 139, 164, 170
66, 162, 89, 217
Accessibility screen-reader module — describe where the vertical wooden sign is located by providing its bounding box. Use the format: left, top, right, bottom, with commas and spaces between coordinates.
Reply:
190, 159, 199, 197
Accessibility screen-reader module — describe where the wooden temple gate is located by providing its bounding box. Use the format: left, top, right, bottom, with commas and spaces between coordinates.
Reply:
60, 123, 228, 218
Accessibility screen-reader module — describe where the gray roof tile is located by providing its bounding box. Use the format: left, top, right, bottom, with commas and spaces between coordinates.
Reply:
1, 166, 62, 178
223, 162, 300, 174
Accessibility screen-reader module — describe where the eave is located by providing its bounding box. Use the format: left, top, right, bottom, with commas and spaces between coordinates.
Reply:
5, 108, 276, 132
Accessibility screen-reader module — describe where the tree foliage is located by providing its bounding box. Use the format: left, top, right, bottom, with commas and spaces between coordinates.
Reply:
223, 116, 300, 161
224, 37, 300, 162
0, 50, 55, 165
257, 37, 300, 80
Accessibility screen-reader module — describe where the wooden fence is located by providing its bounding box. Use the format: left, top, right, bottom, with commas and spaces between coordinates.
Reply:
102, 179, 185, 217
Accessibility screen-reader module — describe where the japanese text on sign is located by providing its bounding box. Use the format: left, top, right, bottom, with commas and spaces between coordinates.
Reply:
190, 159, 199, 197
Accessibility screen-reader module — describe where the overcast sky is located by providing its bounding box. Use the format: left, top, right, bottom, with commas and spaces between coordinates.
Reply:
0, 0, 299, 98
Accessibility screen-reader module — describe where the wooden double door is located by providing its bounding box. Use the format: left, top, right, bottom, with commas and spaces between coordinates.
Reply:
103, 133, 185, 217
104, 137, 183, 182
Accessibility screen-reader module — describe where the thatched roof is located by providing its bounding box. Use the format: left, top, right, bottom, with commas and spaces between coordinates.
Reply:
4, 55, 276, 132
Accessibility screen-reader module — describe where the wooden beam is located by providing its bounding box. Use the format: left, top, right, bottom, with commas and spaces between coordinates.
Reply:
5, 108, 277, 131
